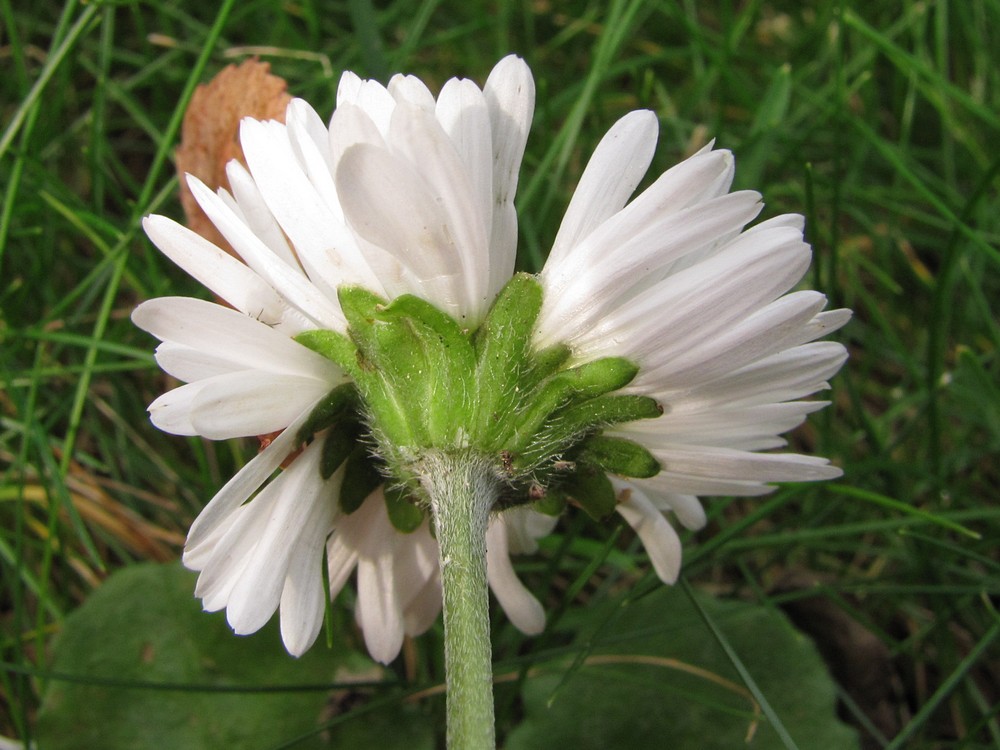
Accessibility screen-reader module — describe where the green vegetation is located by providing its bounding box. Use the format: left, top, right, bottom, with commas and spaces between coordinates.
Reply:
2, 1, 998, 747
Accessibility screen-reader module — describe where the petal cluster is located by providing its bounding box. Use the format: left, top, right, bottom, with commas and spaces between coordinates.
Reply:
536, 112, 849, 583
135, 54, 848, 661
134, 56, 544, 660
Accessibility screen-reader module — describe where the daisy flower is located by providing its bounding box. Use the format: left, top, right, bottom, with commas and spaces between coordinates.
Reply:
135, 53, 847, 747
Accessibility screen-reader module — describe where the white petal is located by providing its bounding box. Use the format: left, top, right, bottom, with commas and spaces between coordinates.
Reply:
651, 444, 842, 483
225, 161, 302, 270
387, 102, 491, 318
547, 110, 658, 267
182, 512, 232, 571
616, 492, 682, 584
356, 556, 405, 664
279, 550, 327, 657
636, 291, 829, 389
393, 520, 439, 605
154, 342, 238, 382
402, 573, 442, 637
483, 55, 534, 297
656, 342, 848, 411
503, 506, 558, 554
279, 465, 341, 656
388, 73, 436, 110
784, 308, 853, 348
654, 492, 706, 531
326, 532, 359, 601
240, 118, 381, 294
648, 472, 776, 497
142, 215, 289, 326
436, 78, 493, 273
184, 408, 312, 552
336, 70, 363, 105
287, 98, 341, 218
547, 170, 755, 298
575, 226, 811, 365
193, 496, 273, 611
190, 370, 335, 439
226, 441, 336, 636
133, 296, 342, 381
147, 382, 202, 435
189, 175, 345, 331
394, 520, 441, 636
749, 212, 805, 233
615, 477, 706, 531
539, 191, 766, 346
328, 102, 387, 167
336, 142, 473, 319
349, 496, 406, 664
620, 402, 827, 450
542, 150, 741, 300
486, 515, 545, 635
337, 73, 396, 136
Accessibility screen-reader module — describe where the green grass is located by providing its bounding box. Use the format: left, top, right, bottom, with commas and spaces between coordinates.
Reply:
2, 0, 999, 747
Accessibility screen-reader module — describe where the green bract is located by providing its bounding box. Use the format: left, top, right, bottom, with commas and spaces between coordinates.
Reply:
295, 274, 663, 530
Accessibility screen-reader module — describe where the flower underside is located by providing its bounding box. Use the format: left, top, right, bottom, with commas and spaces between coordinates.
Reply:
295, 273, 663, 530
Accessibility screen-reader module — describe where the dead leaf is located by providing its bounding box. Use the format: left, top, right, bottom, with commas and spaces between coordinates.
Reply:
175, 58, 292, 254
174, 60, 303, 465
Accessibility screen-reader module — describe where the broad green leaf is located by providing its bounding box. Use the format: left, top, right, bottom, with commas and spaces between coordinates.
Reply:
505, 587, 859, 750
320, 703, 436, 750
35, 562, 431, 750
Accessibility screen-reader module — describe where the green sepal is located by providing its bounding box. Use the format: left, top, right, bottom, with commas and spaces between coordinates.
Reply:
338, 445, 383, 513
532, 490, 567, 517
509, 357, 641, 450
384, 484, 426, 533
547, 356, 639, 402
564, 465, 617, 521
295, 383, 359, 444
548, 394, 662, 441
516, 395, 662, 471
338, 286, 388, 331
523, 344, 572, 385
471, 274, 543, 443
386, 293, 474, 349
577, 436, 661, 479
320, 423, 358, 480
379, 294, 476, 443
339, 287, 478, 447
294, 329, 360, 378
337, 287, 419, 446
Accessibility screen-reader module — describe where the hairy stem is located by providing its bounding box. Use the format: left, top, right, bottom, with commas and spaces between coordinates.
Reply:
419, 451, 498, 750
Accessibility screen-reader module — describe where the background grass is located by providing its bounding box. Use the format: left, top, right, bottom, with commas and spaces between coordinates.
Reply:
2, 0, 999, 747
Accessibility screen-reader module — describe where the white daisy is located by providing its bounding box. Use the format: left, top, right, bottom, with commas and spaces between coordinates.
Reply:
135, 53, 847, 675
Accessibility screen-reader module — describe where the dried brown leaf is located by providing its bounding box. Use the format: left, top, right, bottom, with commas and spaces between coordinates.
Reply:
175, 58, 292, 254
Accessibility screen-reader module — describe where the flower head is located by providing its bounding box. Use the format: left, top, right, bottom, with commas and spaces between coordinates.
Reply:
135, 55, 847, 661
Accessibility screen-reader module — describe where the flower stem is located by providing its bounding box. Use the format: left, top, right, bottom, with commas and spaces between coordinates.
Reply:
420, 451, 497, 750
